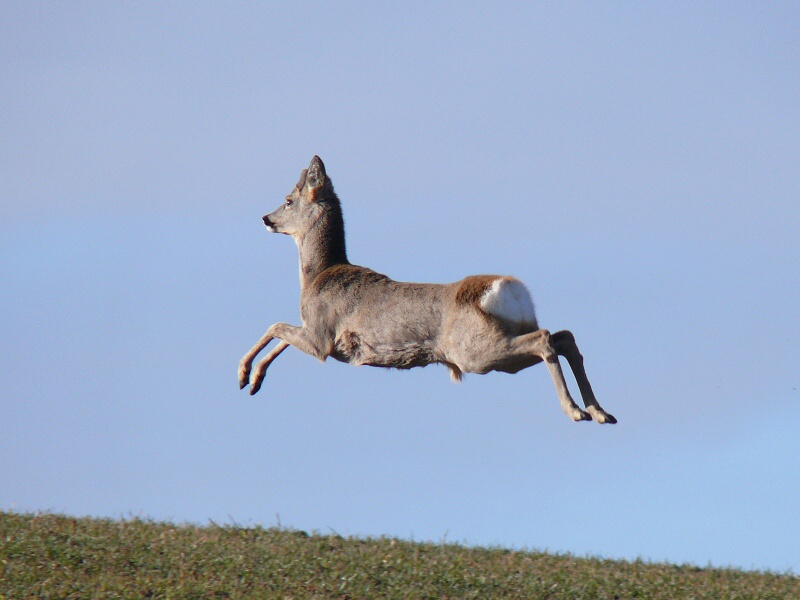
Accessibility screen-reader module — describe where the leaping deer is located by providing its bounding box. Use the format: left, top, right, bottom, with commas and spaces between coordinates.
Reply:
238, 156, 616, 424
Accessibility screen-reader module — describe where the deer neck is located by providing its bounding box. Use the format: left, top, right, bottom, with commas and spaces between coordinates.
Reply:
296, 208, 349, 289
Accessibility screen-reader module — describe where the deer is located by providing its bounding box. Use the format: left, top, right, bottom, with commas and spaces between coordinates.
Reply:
238, 156, 616, 424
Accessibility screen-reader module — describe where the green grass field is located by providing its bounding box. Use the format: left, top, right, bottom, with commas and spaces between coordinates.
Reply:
1, 511, 797, 599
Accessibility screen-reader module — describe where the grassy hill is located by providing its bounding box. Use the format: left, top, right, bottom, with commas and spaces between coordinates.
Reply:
1, 511, 797, 599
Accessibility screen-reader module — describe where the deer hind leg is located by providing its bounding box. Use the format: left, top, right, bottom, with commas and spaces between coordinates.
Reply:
550, 330, 616, 424
506, 329, 592, 422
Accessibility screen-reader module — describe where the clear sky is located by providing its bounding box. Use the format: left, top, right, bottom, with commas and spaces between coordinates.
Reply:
2, 2, 799, 572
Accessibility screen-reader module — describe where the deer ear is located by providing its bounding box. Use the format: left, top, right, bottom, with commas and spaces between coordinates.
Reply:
306, 156, 326, 190
296, 169, 308, 190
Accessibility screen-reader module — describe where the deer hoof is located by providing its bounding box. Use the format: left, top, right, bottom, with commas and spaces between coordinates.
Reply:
586, 405, 617, 424
238, 362, 251, 390
565, 406, 591, 422
249, 368, 266, 395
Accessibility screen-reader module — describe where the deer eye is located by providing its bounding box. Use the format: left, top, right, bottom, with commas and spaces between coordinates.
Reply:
285, 198, 293, 207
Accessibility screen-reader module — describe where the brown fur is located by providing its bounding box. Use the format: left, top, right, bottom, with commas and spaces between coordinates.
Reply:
311, 264, 388, 292
454, 275, 503, 311
445, 361, 464, 382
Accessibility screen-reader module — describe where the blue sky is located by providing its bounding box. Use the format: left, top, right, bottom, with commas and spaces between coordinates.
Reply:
2, 2, 799, 572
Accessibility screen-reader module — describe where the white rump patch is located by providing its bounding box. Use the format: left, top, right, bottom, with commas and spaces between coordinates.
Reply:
479, 278, 536, 324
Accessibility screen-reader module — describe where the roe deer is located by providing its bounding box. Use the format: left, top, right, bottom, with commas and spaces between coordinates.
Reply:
238, 156, 616, 424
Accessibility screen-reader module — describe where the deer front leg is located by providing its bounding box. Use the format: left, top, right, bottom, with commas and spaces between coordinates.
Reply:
510, 330, 591, 422
247, 340, 289, 395
249, 322, 328, 395
239, 330, 277, 390
551, 330, 616, 424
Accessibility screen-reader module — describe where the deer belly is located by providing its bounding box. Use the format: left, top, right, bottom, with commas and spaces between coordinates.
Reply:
332, 330, 434, 369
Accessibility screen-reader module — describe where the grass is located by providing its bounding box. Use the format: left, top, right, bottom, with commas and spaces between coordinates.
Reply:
1, 511, 797, 599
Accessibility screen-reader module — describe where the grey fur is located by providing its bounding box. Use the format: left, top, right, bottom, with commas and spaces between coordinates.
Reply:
240, 156, 616, 424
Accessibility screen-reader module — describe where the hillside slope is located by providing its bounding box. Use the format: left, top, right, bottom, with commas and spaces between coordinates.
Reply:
1, 511, 797, 599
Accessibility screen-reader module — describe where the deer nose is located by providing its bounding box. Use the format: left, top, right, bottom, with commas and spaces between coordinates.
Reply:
262, 215, 273, 227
